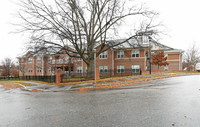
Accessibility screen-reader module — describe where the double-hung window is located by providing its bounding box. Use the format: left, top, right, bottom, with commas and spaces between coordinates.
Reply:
132, 65, 140, 73
164, 66, 168, 71
28, 68, 32, 73
48, 67, 51, 72
37, 67, 42, 73
28, 57, 32, 63
77, 66, 82, 73
65, 56, 69, 63
99, 66, 104, 73
100, 51, 107, 59
99, 66, 108, 73
21, 59, 24, 64
48, 56, 52, 63
117, 50, 124, 58
117, 65, 124, 73
59, 58, 63, 64
37, 57, 41, 63
132, 49, 139, 58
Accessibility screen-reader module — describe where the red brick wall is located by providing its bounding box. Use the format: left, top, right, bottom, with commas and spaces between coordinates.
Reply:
18, 48, 182, 76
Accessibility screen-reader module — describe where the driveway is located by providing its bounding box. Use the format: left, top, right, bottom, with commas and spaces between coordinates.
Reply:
0, 75, 200, 127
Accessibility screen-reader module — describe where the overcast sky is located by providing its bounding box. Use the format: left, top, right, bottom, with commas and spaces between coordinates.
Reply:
0, 0, 200, 63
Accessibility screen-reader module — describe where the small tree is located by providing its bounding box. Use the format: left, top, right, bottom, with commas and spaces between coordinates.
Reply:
1, 58, 15, 77
151, 50, 169, 70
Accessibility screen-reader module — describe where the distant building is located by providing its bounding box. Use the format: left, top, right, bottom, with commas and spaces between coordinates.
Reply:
17, 38, 183, 77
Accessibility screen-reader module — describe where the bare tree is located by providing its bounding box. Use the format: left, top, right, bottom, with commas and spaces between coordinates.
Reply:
183, 43, 200, 71
16, 0, 159, 77
1, 58, 15, 77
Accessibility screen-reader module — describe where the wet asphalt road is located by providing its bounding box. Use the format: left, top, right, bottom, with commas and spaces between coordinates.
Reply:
1, 75, 200, 127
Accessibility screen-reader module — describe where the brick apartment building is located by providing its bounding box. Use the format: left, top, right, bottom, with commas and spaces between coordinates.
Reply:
18, 38, 183, 77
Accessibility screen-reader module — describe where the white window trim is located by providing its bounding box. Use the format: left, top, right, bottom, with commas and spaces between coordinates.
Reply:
132, 49, 140, 58
37, 67, 42, 73
99, 66, 104, 73
99, 51, 108, 59
21, 59, 24, 63
28, 57, 32, 63
48, 56, 52, 63
37, 57, 41, 63
117, 50, 124, 59
164, 66, 168, 71
117, 65, 124, 73
48, 67, 51, 72
132, 65, 140, 73
28, 68, 33, 73
65, 56, 69, 63
99, 66, 108, 73
104, 66, 108, 73
77, 66, 83, 73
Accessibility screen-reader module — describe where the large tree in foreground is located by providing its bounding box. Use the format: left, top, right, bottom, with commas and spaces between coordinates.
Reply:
16, 0, 159, 76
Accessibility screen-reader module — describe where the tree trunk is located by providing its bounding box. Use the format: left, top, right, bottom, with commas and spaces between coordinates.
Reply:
87, 60, 94, 78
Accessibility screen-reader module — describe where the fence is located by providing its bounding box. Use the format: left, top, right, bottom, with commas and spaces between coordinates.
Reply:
0, 69, 141, 83
62, 69, 141, 83
0, 76, 56, 83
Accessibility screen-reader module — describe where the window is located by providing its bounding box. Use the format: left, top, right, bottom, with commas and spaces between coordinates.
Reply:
28, 57, 32, 63
85, 66, 87, 72
56, 59, 59, 64
28, 68, 32, 73
132, 49, 139, 58
37, 67, 42, 73
48, 67, 51, 72
52, 71, 55, 75
37, 57, 41, 63
100, 51, 107, 59
146, 66, 150, 71
21, 59, 24, 63
99, 66, 103, 73
71, 58, 74, 63
99, 66, 108, 73
77, 66, 82, 73
117, 65, 124, 73
52, 60, 55, 64
104, 66, 108, 73
59, 59, 63, 64
132, 65, 140, 73
21, 68, 24, 72
77, 55, 82, 61
48, 56, 52, 63
65, 56, 69, 63
117, 50, 124, 58
164, 66, 168, 71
